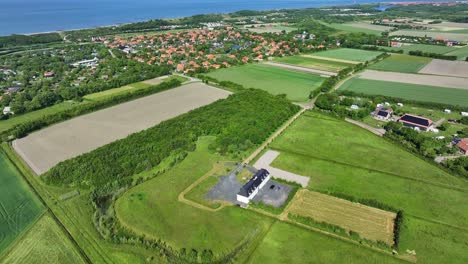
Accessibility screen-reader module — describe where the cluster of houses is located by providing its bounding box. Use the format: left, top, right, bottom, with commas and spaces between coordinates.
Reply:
104, 28, 317, 74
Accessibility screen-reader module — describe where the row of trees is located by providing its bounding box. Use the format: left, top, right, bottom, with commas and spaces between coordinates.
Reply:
43, 89, 300, 187
409, 50, 457, 61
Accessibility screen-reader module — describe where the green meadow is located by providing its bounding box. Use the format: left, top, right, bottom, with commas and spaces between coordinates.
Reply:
312, 48, 383, 62
274, 55, 354, 72
369, 54, 432, 73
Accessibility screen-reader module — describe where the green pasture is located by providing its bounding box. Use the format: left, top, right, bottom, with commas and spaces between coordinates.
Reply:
445, 46, 468, 60
312, 48, 383, 62
274, 55, 354, 72
267, 111, 468, 262
0, 214, 84, 264
388, 44, 457, 54
339, 78, 468, 107
323, 23, 384, 36
369, 54, 432, 73
206, 64, 325, 101
0, 152, 44, 255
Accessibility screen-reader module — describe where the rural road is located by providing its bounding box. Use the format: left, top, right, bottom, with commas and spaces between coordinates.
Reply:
345, 118, 386, 137
263, 61, 337, 76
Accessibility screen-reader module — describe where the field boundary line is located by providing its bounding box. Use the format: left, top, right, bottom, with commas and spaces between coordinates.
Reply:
270, 147, 468, 193
0, 144, 92, 264
407, 214, 468, 232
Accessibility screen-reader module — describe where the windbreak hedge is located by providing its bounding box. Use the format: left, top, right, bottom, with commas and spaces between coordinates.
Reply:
43, 89, 300, 187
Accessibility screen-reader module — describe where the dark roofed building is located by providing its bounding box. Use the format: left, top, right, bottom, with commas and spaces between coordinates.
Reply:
374, 107, 393, 120
237, 169, 271, 204
457, 138, 468, 155
398, 114, 433, 131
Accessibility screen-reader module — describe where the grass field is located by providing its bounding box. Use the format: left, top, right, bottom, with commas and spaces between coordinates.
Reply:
445, 46, 468, 60
0, 214, 84, 264
323, 22, 385, 36
312, 48, 383, 63
206, 64, 325, 101
288, 190, 396, 245
267, 111, 468, 263
369, 54, 432, 73
115, 137, 274, 254
387, 44, 457, 54
390, 30, 468, 42
339, 78, 468, 107
247, 222, 404, 264
274, 55, 354, 72
0, 152, 44, 254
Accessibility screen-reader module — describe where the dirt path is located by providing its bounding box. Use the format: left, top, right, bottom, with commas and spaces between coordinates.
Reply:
302, 54, 360, 64
263, 61, 337, 76
345, 118, 386, 137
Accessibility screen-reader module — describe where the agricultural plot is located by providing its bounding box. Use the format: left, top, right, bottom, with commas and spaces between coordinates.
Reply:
419, 59, 468, 78
267, 111, 468, 263
0, 152, 44, 254
115, 137, 274, 255
247, 222, 404, 264
244, 24, 297, 33
311, 48, 383, 63
390, 30, 468, 42
288, 190, 396, 245
0, 214, 84, 264
445, 46, 468, 60
369, 54, 432, 73
339, 77, 468, 107
323, 22, 385, 35
274, 55, 354, 72
13, 83, 230, 174
387, 43, 457, 54
206, 64, 325, 101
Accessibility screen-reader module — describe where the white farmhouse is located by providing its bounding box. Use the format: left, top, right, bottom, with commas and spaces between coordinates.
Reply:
237, 169, 271, 204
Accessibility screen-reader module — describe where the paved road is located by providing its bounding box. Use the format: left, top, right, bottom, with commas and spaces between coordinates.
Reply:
345, 118, 386, 137
263, 61, 337, 76
253, 150, 310, 187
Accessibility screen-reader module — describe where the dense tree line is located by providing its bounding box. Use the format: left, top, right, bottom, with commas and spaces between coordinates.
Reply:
0, 33, 62, 48
409, 50, 457, 61
2, 78, 182, 140
43, 90, 300, 187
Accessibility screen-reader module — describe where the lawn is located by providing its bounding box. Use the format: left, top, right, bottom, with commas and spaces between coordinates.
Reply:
0, 214, 84, 264
369, 54, 432, 73
247, 222, 404, 264
339, 78, 468, 107
206, 64, 325, 101
115, 137, 275, 255
274, 55, 354, 72
311, 48, 383, 63
0, 152, 44, 255
387, 44, 457, 54
267, 111, 468, 263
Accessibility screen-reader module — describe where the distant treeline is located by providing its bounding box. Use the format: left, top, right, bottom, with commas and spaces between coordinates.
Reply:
0, 33, 62, 48
409, 50, 457, 61
43, 89, 300, 187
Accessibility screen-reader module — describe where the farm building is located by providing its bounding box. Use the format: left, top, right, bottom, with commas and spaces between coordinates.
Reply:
373, 107, 393, 120
457, 139, 468, 155
237, 169, 271, 204
398, 114, 433, 131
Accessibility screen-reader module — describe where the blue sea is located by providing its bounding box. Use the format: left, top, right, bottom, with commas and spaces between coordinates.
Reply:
0, 0, 446, 36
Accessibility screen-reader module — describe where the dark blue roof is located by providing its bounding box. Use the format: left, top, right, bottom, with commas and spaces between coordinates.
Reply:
399, 114, 432, 127
238, 169, 270, 197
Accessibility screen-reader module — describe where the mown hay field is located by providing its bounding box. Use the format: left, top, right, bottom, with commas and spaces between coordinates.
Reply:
0, 214, 84, 264
288, 190, 396, 245
206, 64, 325, 101
311, 48, 383, 63
267, 111, 468, 263
274, 55, 354, 72
339, 77, 468, 107
0, 152, 44, 254
13, 83, 230, 174
369, 54, 432, 73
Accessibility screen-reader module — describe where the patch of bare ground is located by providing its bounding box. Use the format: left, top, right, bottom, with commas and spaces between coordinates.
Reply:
419, 59, 468, 78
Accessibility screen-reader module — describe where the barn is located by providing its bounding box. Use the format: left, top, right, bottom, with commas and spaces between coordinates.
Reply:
398, 114, 433, 131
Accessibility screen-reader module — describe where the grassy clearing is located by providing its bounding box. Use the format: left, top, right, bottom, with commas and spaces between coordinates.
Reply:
312, 48, 383, 62
267, 111, 468, 262
339, 78, 468, 107
387, 44, 457, 54
445, 46, 468, 60
288, 190, 396, 245
0, 214, 84, 264
206, 64, 325, 101
274, 55, 354, 72
0, 152, 44, 254
369, 54, 432, 73
115, 137, 274, 254
324, 23, 384, 35
247, 222, 404, 264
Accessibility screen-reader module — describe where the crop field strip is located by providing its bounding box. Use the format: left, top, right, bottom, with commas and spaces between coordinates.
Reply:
266, 111, 468, 263
418, 59, 468, 78
288, 190, 396, 245
339, 77, 468, 107
13, 82, 231, 174
273, 55, 354, 72
206, 64, 326, 102
386, 44, 457, 55
390, 30, 468, 42
310, 48, 384, 63
369, 54, 432, 73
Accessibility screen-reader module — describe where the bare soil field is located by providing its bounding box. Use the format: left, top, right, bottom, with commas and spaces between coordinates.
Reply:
13, 83, 231, 174
419, 59, 468, 78
288, 190, 396, 245
263, 61, 337, 76
358, 70, 468, 89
